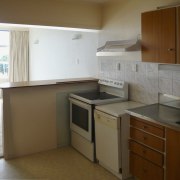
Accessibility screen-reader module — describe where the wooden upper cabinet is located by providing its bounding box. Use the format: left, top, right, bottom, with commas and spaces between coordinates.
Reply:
141, 10, 161, 62
160, 8, 176, 63
178, 6, 180, 64
141, 7, 176, 63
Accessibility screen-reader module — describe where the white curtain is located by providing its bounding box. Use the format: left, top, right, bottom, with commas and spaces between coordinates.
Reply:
9, 31, 29, 82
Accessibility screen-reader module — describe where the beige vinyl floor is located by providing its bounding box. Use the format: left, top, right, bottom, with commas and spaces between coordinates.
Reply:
0, 146, 127, 180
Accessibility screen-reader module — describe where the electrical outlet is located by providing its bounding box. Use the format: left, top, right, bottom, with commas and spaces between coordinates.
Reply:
117, 63, 121, 71
76, 59, 80, 65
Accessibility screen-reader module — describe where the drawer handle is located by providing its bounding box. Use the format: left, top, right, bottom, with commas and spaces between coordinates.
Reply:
143, 136, 147, 140
143, 125, 148, 129
168, 48, 175, 51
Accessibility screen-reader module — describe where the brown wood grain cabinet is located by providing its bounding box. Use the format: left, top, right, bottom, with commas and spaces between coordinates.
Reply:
129, 140, 164, 167
130, 116, 165, 137
178, 6, 180, 64
130, 127, 165, 152
141, 7, 176, 63
130, 152, 164, 180
129, 116, 165, 180
166, 128, 180, 180
130, 115, 180, 180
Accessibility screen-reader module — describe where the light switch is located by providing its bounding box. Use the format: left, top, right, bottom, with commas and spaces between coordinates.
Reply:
117, 63, 121, 71
132, 64, 138, 72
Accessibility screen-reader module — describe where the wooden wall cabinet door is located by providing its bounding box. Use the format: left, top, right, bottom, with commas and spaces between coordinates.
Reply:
166, 128, 180, 180
141, 7, 176, 63
177, 6, 180, 64
141, 10, 161, 62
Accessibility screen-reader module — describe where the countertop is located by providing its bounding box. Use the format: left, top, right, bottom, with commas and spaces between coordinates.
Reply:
126, 103, 180, 131
95, 101, 145, 117
0, 77, 98, 89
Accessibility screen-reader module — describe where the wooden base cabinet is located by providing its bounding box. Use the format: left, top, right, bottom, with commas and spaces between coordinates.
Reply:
130, 116, 180, 180
166, 128, 180, 180
130, 152, 164, 180
129, 116, 165, 180
129, 141, 164, 167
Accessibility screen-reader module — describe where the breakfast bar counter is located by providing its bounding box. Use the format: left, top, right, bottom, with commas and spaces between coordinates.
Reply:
0, 77, 98, 160
0, 77, 98, 89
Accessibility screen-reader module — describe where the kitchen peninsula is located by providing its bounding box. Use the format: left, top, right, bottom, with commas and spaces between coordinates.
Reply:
0, 78, 98, 159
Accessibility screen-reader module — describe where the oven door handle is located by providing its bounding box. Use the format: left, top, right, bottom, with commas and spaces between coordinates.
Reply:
69, 97, 92, 110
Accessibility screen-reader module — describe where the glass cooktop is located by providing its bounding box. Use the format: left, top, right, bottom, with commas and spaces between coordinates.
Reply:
73, 91, 119, 100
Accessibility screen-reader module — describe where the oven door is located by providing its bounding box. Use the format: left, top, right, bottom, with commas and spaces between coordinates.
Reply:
69, 97, 92, 142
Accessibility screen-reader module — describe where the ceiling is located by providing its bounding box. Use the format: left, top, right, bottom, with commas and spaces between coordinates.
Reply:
72, 0, 122, 4
55, 0, 120, 4
60, 0, 111, 3
80, 0, 109, 2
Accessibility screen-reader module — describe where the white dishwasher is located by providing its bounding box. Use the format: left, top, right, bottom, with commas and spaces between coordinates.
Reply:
94, 101, 144, 179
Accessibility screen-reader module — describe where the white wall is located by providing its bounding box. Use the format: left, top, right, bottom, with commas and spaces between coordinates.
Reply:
29, 28, 98, 81
99, 0, 180, 104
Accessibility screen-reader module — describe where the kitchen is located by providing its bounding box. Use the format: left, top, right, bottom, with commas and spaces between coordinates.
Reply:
0, 0, 180, 179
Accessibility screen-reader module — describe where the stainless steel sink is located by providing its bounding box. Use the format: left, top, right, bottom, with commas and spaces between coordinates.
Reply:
127, 103, 180, 127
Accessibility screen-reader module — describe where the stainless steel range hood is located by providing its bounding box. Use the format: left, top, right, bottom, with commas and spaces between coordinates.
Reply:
96, 39, 141, 56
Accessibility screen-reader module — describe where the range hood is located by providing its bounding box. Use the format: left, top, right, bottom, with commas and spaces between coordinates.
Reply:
96, 39, 141, 56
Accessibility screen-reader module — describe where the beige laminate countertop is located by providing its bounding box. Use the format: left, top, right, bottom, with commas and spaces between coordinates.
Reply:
95, 101, 145, 117
0, 77, 98, 89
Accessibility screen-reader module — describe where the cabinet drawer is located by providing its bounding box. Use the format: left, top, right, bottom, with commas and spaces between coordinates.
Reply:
130, 127, 164, 152
130, 152, 164, 180
129, 140, 164, 167
130, 117, 165, 138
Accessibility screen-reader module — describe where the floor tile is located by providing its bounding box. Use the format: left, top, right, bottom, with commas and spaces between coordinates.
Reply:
0, 147, 120, 180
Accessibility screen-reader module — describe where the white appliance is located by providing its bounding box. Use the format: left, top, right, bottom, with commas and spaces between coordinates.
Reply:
69, 79, 128, 161
94, 101, 144, 179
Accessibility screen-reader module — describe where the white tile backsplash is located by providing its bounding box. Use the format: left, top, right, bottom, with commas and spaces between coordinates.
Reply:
146, 63, 158, 78
173, 71, 180, 81
173, 80, 180, 97
99, 59, 180, 104
146, 77, 159, 94
159, 70, 173, 79
158, 78, 173, 95
136, 62, 146, 75
109, 71, 116, 80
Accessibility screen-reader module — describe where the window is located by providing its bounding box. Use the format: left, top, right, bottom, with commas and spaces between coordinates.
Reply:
0, 31, 9, 80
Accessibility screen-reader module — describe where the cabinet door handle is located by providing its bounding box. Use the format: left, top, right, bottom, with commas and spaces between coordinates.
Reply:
168, 48, 175, 51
